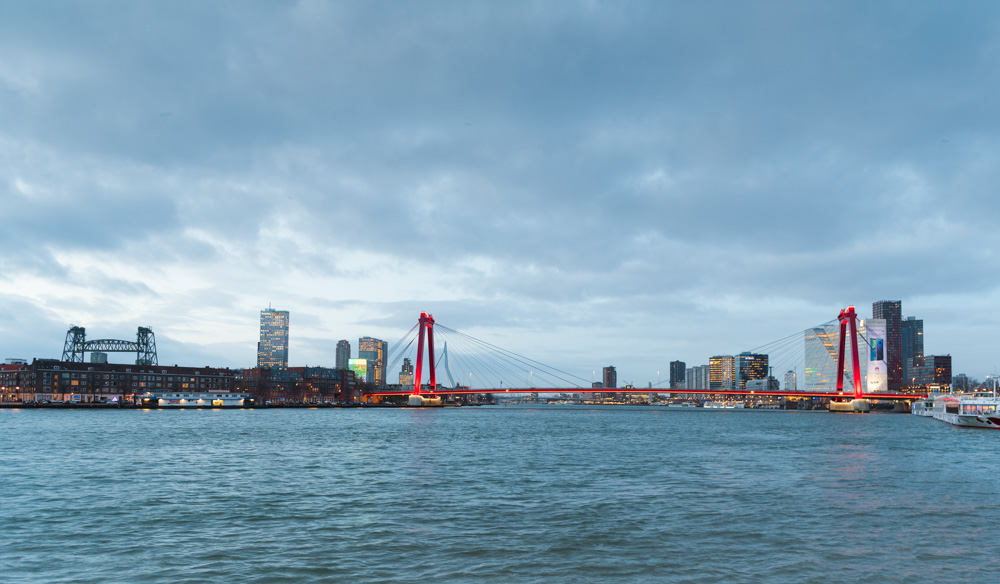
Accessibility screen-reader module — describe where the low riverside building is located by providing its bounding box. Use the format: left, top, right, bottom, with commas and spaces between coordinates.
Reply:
237, 366, 357, 404
0, 359, 237, 404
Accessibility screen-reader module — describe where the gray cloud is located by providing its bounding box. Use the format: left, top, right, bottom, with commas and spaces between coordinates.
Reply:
1, 1, 998, 379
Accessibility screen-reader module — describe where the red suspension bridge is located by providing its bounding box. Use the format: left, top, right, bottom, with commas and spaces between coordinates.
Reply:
367, 308, 926, 406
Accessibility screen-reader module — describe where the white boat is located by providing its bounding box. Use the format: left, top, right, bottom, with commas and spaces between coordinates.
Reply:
911, 393, 946, 417
931, 394, 1000, 429
138, 392, 250, 408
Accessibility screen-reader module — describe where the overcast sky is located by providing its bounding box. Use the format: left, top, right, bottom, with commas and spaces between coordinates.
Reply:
2, 1, 998, 385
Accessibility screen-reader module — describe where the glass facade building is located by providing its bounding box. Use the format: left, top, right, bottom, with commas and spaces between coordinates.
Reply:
257, 308, 289, 369
709, 355, 735, 390
735, 352, 768, 391
804, 321, 869, 391
358, 337, 388, 387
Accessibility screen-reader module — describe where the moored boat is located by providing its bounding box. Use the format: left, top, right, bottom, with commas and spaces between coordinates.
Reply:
931, 393, 1000, 429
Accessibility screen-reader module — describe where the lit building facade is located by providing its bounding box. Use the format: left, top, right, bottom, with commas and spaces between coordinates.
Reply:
873, 300, 903, 391
911, 355, 952, 388
735, 352, 768, 391
669, 361, 685, 389
399, 357, 414, 387
358, 337, 388, 387
336, 340, 351, 370
349, 358, 373, 385
709, 355, 735, 390
257, 308, 289, 369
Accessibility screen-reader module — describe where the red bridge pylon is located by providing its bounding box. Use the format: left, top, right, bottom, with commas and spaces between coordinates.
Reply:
413, 312, 436, 396
835, 306, 863, 401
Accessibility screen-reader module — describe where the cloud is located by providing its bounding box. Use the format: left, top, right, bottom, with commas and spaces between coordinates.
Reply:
1, 2, 999, 379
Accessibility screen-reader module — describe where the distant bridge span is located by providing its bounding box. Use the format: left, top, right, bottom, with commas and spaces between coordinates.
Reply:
368, 387, 926, 401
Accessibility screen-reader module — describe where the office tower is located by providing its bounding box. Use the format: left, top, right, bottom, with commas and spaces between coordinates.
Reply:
901, 316, 923, 386
735, 352, 768, 391
669, 361, 685, 389
709, 355, 735, 390
784, 369, 797, 392
358, 337, 388, 387
603, 366, 617, 390
336, 340, 351, 370
257, 307, 289, 369
399, 358, 414, 387
873, 300, 903, 391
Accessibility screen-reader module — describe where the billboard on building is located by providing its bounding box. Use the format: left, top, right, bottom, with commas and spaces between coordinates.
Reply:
866, 320, 888, 393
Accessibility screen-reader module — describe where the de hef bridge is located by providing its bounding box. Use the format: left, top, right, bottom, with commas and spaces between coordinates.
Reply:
366, 309, 925, 407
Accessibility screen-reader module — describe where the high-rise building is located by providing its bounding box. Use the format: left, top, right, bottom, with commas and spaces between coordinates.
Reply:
735, 352, 768, 391
603, 366, 617, 390
873, 300, 903, 391
901, 316, 923, 386
257, 308, 289, 369
358, 337, 388, 387
709, 355, 735, 390
399, 357, 414, 387
669, 361, 685, 389
336, 340, 351, 370
784, 369, 797, 392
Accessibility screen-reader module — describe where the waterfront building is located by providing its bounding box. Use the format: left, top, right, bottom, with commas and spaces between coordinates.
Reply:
735, 352, 768, 391
669, 361, 685, 389
349, 358, 373, 385
784, 369, 797, 392
0, 359, 237, 403
873, 300, 903, 392
911, 355, 952, 388
358, 337, 388, 387
336, 340, 351, 370
901, 316, 924, 386
399, 357, 414, 387
239, 366, 356, 403
709, 355, 735, 391
258, 307, 289, 369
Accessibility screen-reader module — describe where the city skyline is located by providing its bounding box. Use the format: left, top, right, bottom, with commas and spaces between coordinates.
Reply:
2, 4, 999, 382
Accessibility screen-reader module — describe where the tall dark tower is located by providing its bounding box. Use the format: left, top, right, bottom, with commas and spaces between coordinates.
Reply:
873, 300, 902, 391
669, 360, 685, 389
900, 316, 924, 386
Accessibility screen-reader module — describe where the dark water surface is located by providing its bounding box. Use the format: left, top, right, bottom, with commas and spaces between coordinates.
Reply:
2, 406, 998, 583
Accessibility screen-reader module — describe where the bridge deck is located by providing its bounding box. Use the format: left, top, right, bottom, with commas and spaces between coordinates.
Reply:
368, 388, 925, 400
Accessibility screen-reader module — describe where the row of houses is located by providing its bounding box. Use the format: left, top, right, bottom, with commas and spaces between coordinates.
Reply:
0, 359, 358, 404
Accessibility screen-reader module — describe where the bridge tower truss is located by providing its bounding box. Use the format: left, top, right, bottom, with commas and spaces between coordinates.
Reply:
59, 325, 158, 365
136, 327, 158, 366
62, 326, 87, 362
412, 312, 437, 395
834, 306, 863, 400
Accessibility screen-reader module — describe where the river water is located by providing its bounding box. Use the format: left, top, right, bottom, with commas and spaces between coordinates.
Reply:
2, 406, 998, 583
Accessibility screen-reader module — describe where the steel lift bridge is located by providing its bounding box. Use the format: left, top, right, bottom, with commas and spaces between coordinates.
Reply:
62, 325, 158, 365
